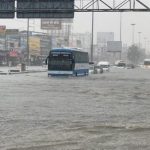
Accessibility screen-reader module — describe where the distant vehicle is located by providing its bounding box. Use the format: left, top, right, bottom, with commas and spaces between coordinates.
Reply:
97, 61, 110, 71
45, 48, 89, 76
115, 60, 126, 68
94, 65, 103, 74
143, 59, 150, 68
89, 65, 103, 74
126, 63, 135, 69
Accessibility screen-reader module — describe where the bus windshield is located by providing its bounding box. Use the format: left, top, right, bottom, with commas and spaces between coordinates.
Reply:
48, 52, 73, 71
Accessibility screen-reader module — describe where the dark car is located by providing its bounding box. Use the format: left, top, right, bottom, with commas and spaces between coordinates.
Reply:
126, 64, 135, 69
94, 65, 103, 74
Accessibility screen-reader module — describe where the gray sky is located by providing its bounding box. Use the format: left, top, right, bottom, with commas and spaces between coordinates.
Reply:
73, 12, 150, 47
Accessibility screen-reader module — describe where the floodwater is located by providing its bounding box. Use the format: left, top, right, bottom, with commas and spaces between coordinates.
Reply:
0, 67, 150, 150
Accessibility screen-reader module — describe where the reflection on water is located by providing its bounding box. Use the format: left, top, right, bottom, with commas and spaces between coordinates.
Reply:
0, 68, 150, 150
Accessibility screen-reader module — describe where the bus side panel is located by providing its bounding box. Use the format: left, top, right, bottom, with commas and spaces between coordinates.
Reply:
73, 63, 89, 76
48, 70, 73, 76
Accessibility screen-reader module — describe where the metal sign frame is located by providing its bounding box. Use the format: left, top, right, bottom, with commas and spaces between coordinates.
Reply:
74, 0, 150, 12
0, 0, 150, 19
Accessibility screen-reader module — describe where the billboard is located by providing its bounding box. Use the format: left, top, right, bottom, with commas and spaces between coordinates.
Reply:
6, 29, 19, 35
17, 0, 74, 18
107, 41, 122, 52
29, 37, 41, 56
41, 19, 61, 30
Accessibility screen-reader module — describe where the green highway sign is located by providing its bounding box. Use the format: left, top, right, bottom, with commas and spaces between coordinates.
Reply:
0, 0, 15, 18
17, 0, 74, 18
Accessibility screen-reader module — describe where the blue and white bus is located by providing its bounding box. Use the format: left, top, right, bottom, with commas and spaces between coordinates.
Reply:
143, 59, 150, 68
46, 48, 89, 76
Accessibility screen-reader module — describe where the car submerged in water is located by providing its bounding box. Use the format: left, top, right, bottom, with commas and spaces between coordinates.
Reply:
115, 60, 126, 68
89, 65, 103, 74
126, 63, 135, 69
97, 61, 110, 72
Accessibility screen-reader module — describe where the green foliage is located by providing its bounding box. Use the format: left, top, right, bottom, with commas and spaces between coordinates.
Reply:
127, 45, 145, 64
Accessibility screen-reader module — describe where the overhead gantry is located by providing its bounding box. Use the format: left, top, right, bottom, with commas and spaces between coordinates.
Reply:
74, 0, 150, 12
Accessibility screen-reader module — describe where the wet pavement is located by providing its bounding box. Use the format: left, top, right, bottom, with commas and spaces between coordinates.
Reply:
0, 66, 47, 75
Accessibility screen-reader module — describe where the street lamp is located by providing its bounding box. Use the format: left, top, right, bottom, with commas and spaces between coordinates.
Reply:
131, 23, 136, 45
144, 37, 147, 53
138, 32, 141, 48
27, 18, 30, 66
120, 12, 122, 41
119, 12, 122, 60
148, 40, 150, 54
91, 0, 94, 62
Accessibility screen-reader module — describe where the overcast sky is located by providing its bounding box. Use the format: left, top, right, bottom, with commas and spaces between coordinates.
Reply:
73, 12, 150, 47
0, 0, 150, 50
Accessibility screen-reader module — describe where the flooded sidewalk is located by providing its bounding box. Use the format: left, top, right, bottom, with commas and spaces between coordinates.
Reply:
0, 65, 47, 75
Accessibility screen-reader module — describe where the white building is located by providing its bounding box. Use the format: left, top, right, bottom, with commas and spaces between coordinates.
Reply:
97, 32, 114, 62
97, 32, 114, 48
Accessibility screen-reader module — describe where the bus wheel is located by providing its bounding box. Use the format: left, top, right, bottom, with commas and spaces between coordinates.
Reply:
76, 72, 78, 76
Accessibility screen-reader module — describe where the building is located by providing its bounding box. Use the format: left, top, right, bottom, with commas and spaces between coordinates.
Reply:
71, 32, 91, 53
97, 32, 114, 62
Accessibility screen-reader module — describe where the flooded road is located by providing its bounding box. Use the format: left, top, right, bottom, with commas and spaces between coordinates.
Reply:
0, 68, 150, 150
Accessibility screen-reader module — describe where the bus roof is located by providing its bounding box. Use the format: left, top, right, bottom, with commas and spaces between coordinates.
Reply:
144, 59, 150, 61
51, 47, 85, 53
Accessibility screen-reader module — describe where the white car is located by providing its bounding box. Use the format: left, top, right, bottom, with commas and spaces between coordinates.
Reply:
97, 61, 110, 71
89, 65, 103, 74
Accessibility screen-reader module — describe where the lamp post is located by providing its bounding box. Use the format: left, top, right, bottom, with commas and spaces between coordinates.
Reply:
148, 40, 150, 54
119, 12, 122, 60
131, 23, 136, 45
27, 18, 30, 66
91, 0, 94, 62
138, 32, 141, 48
144, 37, 147, 53
120, 13, 122, 41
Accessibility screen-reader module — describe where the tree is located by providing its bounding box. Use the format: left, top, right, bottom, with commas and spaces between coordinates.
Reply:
127, 45, 145, 64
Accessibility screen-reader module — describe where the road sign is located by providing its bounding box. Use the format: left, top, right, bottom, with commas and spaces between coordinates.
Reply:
6, 29, 19, 35
41, 19, 62, 30
0, 0, 15, 18
17, 0, 74, 18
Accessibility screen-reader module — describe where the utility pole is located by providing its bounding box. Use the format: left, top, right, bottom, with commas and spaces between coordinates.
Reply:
4, 31, 7, 51
144, 37, 147, 53
120, 13, 122, 41
27, 18, 29, 66
119, 12, 122, 59
131, 23, 136, 45
91, 0, 94, 62
138, 32, 141, 48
